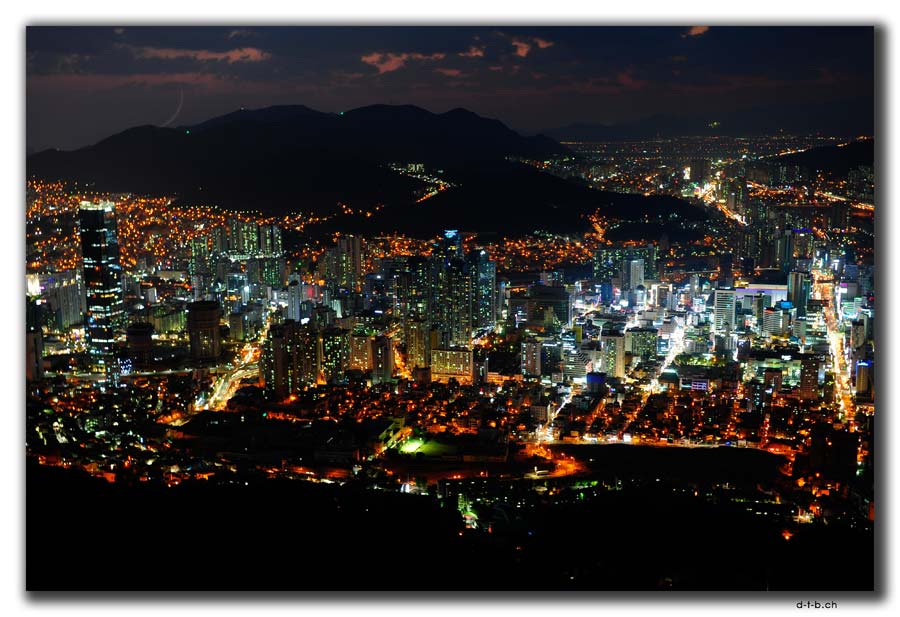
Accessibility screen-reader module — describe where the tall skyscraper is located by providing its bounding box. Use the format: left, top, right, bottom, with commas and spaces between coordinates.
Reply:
467, 249, 497, 331
600, 332, 625, 378
788, 271, 811, 317
78, 200, 125, 375
372, 335, 394, 384
627, 259, 645, 291
521, 337, 542, 376
405, 318, 431, 369
799, 354, 820, 401
713, 289, 736, 334
438, 256, 473, 347
228, 218, 260, 256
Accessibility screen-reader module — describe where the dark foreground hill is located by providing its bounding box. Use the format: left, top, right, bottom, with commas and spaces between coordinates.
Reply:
27, 459, 872, 591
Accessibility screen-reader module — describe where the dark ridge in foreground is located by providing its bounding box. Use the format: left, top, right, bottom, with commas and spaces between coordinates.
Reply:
27, 462, 872, 591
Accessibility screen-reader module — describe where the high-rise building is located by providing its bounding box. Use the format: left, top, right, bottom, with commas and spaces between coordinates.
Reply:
626, 259, 645, 291
799, 354, 820, 401
431, 347, 474, 384
438, 257, 472, 347
625, 327, 658, 361
600, 332, 625, 378
228, 218, 260, 256
78, 201, 125, 375
26, 297, 44, 382
788, 271, 811, 317
321, 327, 350, 383
189, 236, 210, 277
262, 319, 303, 399
856, 361, 872, 399
467, 249, 497, 331
258, 224, 283, 256
322, 235, 364, 292
187, 300, 221, 362
372, 335, 394, 384
349, 332, 375, 372
713, 288, 736, 334
405, 319, 431, 369
521, 337, 542, 376
593, 244, 657, 284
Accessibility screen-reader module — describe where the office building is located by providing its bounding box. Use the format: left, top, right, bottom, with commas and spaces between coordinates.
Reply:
78, 200, 125, 375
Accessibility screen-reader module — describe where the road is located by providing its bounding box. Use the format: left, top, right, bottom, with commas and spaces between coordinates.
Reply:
811, 268, 856, 429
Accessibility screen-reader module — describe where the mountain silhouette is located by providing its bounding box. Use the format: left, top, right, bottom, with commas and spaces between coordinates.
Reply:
28, 103, 706, 236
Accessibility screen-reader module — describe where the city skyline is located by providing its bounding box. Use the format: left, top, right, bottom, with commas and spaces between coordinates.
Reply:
25, 23, 876, 594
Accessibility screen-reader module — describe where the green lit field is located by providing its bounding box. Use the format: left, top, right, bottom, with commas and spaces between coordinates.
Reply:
398, 438, 457, 457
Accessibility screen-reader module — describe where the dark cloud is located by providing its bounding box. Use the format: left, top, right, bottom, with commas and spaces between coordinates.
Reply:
26, 26, 874, 151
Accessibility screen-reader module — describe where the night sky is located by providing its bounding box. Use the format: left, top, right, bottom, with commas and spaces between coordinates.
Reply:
26, 26, 874, 152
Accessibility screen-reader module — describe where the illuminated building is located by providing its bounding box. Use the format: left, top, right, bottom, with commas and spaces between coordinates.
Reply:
625, 327, 658, 361
593, 243, 657, 284
431, 347, 474, 384
26, 298, 44, 382
78, 200, 125, 376
189, 236, 210, 277
527, 284, 572, 327
262, 319, 303, 399
372, 335, 394, 384
405, 318, 431, 369
286, 280, 304, 322
187, 300, 222, 363
521, 337, 542, 376
626, 259, 645, 292
713, 288, 736, 334
322, 235, 364, 292
321, 327, 350, 383
799, 353, 821, 401
788, 271, 811, 317
36, 270, 85, 332
258, 224, 283, 256
856, 361, 872, 399
148, 305, 186, 334
247, 257, 285, 289
445, 257, 473, 347
467, 249, 497, 330
228, 218, 259, 257
600, 332, 625, 378
349, 332, 375, 372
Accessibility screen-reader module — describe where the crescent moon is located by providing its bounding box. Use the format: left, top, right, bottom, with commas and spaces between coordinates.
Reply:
161, 88, 184, 127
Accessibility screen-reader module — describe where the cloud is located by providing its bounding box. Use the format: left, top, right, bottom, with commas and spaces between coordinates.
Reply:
359, 51, 445, 74
511, 39, 531, 58
113, 28, 125, 35
459, 45, 485, 58
227, 29, 255, 39
683, 26, 710, 38
130, 45, 271, 64
435, 68, 463, 77
509, 36, 554, 58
